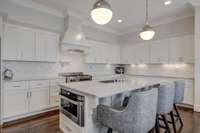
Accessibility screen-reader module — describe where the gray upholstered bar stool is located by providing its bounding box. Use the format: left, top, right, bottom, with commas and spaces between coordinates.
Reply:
170, 80, 185, 131
97, 88, 158, 133
155, 83, 175, 133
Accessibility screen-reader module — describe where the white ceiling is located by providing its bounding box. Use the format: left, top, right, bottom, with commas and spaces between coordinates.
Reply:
9, 0, 195, 34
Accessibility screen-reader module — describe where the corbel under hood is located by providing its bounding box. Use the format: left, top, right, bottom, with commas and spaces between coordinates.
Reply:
61, 15, 91, 53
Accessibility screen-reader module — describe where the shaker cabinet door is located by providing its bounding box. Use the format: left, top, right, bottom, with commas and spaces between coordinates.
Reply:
4, 24, 35, 61
29, 88, 50, 112
4, 90, 29, 118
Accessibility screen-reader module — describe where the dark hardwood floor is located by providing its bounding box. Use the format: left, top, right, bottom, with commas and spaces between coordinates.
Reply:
1, 108, 200, 133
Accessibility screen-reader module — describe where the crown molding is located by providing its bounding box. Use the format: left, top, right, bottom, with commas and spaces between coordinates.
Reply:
119, 12, 194, 35
6, 0, 64, 18
187, 0, 200, 6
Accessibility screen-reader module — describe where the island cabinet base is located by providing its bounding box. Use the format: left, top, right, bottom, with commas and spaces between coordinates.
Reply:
59, 96, 112, 133
60, 113, 83, 133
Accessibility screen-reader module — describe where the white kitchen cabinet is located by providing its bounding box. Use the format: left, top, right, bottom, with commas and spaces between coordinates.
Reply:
35, 31, 58, 62
106, 45, 120, 64
150, 39, 169, 64
132, 42, 150, 64
85, 42, 120, 64
49, 79, 65, 107
169, 35, 194, 63
29, 88, 50, 112
4, 24, 35, 61
120, 44, 132, 64
4, 90, 29, 118
3, 81, 29, 118
183, 80, 194, 105
4, 24, 58, 62
35, 32, 46, 61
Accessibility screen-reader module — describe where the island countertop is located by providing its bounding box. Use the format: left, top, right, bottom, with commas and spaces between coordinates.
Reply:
59, 78, 171, 98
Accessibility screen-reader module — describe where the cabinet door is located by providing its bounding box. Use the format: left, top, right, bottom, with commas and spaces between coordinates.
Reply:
85, 44, 97, 63
134, 43, 150, 64
29, 88, 49, 112
19, 28, 35, 61
45, 33, 58, 62
107, 45, 120, 64
150, 39, 169, 64
36, 32, 58, 62
4, 90, 29, 118
169, 35, 194, 63
183, 80, 194, 105
35, 32, 46, 61
121, 44, 133, 64
4, 25, 20, 60
4, 25, 35, 61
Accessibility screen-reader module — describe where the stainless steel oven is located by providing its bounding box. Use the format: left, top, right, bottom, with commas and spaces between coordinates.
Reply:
60, 88, 85, 127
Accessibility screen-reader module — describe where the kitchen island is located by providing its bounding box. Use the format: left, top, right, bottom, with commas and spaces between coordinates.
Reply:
59, 77, 170, 133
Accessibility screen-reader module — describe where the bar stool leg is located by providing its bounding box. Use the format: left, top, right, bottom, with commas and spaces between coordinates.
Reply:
174, 104, 183, 127
162, 115, 171, 133
155, 114, 160, 133
107, 128, 113, 133
170, 111, 177, 133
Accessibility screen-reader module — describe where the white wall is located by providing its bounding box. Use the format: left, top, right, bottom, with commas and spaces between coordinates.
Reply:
194, 5, 200, 112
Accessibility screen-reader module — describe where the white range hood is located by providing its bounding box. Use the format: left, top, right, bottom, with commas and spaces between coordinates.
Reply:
61, 15, 91, 53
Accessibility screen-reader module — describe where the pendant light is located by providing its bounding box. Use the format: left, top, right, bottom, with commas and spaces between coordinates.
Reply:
91, 0, 113, 25
140, 0, 155, 40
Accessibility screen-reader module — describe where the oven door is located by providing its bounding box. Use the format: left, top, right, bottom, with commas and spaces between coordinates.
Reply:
60, 96, 83, 126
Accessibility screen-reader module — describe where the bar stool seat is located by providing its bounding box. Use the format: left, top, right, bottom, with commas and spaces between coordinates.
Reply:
97, 88, 158, 133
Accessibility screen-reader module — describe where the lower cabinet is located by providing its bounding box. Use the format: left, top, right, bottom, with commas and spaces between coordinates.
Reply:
29, 88, 50, 112
4, 89, 29, 118
3, 79, 62, 120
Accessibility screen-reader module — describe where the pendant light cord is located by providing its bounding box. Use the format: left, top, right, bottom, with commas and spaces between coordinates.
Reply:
145, 0, 149, 25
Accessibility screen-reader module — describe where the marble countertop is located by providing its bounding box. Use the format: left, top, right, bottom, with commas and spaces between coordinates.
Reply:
4, 76, 65, 82
59, 78, 173, 98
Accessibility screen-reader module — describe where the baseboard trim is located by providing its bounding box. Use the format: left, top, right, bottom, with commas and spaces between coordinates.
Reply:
3, 109, 59, 127
194, 105, 200, 112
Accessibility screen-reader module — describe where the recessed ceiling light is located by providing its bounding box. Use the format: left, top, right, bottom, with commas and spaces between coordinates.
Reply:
164, 0, 172, 5
117, 19, 123, 23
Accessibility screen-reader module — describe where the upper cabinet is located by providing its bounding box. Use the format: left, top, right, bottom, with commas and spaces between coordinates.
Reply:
85, 41, 120, 64
36, 31, 58, 62
4, 25, 35, 61
121, 42, 150, 64
149, 39, 169, 64
121, 35, 194, 64
4, 24, 59, 62
169, 35, 194, 63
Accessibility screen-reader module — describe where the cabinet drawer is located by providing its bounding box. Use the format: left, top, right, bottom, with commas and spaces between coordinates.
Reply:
50, 79, 65, 86
4, 81, 27, 90
60, 113, 82, 133
29, 80, 49, 89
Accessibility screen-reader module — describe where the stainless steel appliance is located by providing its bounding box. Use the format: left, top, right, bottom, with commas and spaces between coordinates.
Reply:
60, 72, 92, 83
60, 88, 85, 127
115, 67, 125, 74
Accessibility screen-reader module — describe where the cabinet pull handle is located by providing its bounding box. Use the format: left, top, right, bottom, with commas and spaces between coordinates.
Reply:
65, 126, 72, 132
13, 86, 21, 88
37, 83, 43, 86
30, 92, 32, 98
27, 92, 29, 99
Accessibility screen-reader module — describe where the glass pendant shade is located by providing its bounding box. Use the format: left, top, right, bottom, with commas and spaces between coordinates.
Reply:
140, 25, 155, 40
91, 0, 113, 25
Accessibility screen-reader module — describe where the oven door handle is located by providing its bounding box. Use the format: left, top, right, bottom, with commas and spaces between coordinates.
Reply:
61, 96, 79, 105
